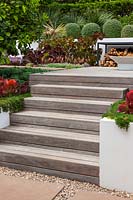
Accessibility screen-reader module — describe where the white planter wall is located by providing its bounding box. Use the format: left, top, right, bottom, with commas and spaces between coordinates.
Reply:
100, 118, 133, 193
0, 110, 10, 129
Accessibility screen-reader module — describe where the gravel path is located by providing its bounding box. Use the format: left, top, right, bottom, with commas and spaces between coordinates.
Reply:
0, 167, 132, 200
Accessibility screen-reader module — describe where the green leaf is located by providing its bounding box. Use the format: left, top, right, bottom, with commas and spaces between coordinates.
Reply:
14, 15, 18, 21
22, 5, 26, 13
6, 32, 10, 37
0, 36, 4, 40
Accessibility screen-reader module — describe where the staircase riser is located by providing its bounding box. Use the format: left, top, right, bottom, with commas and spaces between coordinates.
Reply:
30, 81, 132, 89
0, 132, 99, 152
0, 152, 99, 177
11, 116, 99, 132
24, 100, 110, 114
31, 87, 125, 99
30, 75, 133, 86
11, 123, 99, 135
0, 161, 99, 185
30, 94, 119, 101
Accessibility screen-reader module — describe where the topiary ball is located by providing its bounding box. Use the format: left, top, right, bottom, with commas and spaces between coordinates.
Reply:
121, 25, 133, 37
65, 23, 81, 38
81, 23, 101, 37
103, 19, 122, 38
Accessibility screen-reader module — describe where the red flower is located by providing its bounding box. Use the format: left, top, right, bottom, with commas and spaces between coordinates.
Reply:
118, 102, 129, 113
126, 90, 133, 108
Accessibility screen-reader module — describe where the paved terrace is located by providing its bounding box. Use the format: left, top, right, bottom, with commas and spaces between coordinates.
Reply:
45, 67, 133, 78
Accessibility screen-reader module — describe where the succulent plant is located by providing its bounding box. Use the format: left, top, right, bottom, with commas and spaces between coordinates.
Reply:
81, 23, 101, 37
103, 19, 122, 38
121, 25, 133, 38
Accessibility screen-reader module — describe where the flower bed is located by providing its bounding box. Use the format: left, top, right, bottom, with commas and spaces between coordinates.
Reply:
100, 118, 133, 193
0, 93, 31, 128
102, 90, 133, 130
100, 90, 133, 193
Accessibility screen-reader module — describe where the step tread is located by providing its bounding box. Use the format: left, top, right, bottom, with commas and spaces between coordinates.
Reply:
32, 84, 127, 91
0, 144, 99, 166
3, 126, 99, 142
12, 111, 101, 122
25, 97, 113, 105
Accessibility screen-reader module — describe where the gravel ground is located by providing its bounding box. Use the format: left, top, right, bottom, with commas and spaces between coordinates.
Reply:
0, 166, 132, 200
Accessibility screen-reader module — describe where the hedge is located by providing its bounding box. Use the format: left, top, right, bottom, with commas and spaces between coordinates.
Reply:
47, 0, 133, 16
0, 93, 31, 113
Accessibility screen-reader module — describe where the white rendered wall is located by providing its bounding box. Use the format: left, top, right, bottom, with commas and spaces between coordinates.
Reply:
0, 110, 10, 129
100, 118, 133, 193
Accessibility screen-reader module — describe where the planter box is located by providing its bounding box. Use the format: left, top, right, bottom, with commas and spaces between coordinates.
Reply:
110, 56, 133, 71
100, 118, 133, 193
0, 110, 10, 129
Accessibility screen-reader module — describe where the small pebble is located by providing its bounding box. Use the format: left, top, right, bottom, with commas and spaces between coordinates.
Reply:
0, 167, 132, 200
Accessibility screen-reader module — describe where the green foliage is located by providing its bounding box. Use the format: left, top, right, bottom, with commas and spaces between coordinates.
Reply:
83, 8, 114, 27
46, 63, 81, 69
0, 93, 31, 113
39, 34, 103, 65
119, 12, 133, 26
47, 1, 133, 17
62, 13, 86, 28
81, 23, 101, 37
0, 67, 47, 83
103, 100, 133, 131
121, 25, 133, 38
0, 0, 47, 61
103, 19, 122, 38
65, 23, 81, 38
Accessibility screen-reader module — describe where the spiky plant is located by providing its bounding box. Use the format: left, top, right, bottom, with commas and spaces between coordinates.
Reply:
62, 13, 86, 28
84, 8, 114, 27
42, 21, 66, 39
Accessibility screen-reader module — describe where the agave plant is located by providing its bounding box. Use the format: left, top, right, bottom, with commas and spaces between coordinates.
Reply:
42, 21, 66, 39
44, 8, 62, 26
62, 13, 86, 28
84, 8, 114, 27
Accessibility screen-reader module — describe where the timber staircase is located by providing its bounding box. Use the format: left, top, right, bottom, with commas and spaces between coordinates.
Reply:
0, 71, 128, 185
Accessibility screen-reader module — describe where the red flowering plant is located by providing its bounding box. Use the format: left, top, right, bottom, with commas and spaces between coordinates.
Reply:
117, 90, 133, 114
0, 77, 18, 97
103, 90, 133, 130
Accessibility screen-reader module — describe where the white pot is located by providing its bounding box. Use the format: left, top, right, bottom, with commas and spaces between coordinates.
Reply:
0, 109, 10, 129
100, 118, 133, 193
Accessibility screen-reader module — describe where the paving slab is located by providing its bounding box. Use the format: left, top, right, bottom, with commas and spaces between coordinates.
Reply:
45, 67, 133, 78
70, 191, 129, 200
0, 174, 63, 200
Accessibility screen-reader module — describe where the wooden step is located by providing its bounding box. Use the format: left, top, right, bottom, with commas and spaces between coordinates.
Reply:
30, 74, 133, 88
0, 144, 99, 184
24, 97, 112, 114
11, 111, 100, 132
0, 126, 99, 152
31, 84, 127, 100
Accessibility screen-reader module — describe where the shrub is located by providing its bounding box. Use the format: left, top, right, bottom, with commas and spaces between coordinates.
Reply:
121, 25, 133, 38
37, 33, 103, 65
119, 13, 133, 26
81, 23, 101, 37
103, 90, 133, 131
0, 0, 47, 62
65, 23, 81, 38
0, 67, 46, 83
0, 93, 31, 113
103, 19, 122, 38
47, 1, 133, 17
